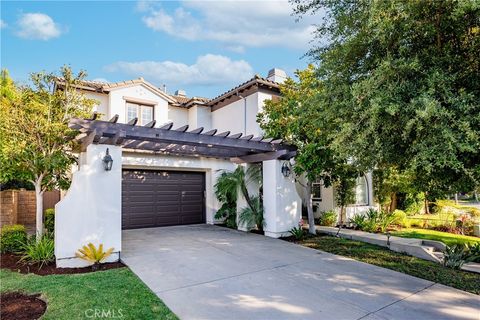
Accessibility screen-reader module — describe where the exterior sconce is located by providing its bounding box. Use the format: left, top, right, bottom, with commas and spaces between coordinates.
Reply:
281, 161, 291, 178
102, 148, 113, 171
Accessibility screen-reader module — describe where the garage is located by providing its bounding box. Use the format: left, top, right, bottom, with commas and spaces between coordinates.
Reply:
122, 169, 205, 229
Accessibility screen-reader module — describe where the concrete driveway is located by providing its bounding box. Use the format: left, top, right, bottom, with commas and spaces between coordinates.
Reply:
122, 225, 479, 320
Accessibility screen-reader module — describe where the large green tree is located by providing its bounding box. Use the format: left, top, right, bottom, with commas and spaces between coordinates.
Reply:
293, 0, 480, 203
258, 66, 358, 233
0, 67, 94, 236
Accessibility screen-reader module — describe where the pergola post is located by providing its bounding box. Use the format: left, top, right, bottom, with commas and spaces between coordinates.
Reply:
262, 159, 302, 238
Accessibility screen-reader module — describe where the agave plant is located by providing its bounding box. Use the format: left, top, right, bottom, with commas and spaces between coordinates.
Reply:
76, 243, 114, 269
443, 244, 469, 269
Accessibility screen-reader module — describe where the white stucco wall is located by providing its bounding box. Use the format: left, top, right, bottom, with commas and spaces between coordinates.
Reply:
188, 105, 212, 130
168, 105, 189, 127
84, 92, 109, 119
108, 84, 169, 124
262, 160, 302, 238
55, 144, 122, 268
211, 93, 261, 136
122, 152, 236, 223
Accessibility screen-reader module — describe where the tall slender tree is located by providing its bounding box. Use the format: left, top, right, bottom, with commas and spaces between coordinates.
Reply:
0, 67, 94, 236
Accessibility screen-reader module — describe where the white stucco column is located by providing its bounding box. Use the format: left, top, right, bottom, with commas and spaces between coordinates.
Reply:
262, 160, 302, 238
55, 144, 122, 268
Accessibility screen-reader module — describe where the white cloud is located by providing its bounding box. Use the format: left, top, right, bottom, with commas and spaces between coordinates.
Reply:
139, 0, 316, 49
224, 45, 246, 54
0, 19, 7, 29
91, 78, 109, 83
16, 13, 62, 40
104, 54, 253, 87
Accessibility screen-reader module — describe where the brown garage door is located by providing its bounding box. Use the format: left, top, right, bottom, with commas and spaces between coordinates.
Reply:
122, 170, 205, 229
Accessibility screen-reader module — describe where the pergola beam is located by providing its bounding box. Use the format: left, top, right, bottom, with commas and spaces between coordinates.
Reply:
70, 118, 296, 160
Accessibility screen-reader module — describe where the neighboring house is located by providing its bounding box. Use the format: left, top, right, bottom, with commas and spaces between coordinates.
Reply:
54, 68, 373, 267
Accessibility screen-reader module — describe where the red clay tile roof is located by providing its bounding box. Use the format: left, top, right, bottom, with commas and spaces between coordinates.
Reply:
206, 75, 280, 107
65, 75, 280, 108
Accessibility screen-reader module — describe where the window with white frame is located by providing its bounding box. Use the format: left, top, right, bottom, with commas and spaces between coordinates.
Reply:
125, 102, 154, 125
312, 179, 322, 201
354, 176, 369, 205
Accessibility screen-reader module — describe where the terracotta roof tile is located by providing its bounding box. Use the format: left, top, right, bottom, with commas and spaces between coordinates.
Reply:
64, 75, 280, 109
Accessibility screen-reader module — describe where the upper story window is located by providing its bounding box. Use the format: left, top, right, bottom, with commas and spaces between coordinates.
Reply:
126, 102, 154, 125
354, 176, 369, 206
312, 179, 322, 201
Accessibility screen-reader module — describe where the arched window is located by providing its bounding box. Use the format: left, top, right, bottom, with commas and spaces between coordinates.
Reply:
354, 176, 369, 205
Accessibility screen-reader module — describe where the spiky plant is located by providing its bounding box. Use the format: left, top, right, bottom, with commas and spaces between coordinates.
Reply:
75, 243, 114, 269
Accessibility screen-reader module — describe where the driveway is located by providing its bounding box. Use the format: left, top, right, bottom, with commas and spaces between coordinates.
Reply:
122, 225, 479, 320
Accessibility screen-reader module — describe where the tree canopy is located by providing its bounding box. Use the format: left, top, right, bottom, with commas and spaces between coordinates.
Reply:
292, 0, 480, 198
0, 66, 95, 235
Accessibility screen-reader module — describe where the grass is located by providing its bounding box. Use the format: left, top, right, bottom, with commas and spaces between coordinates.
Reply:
298, 235, 480, 295
0, 268, 178, 320
391, 228, 480, 246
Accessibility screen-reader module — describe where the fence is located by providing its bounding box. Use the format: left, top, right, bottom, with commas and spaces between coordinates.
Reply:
0, 189, 60, 230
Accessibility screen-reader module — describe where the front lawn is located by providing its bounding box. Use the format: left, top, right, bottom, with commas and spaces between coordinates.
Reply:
391, 228, 480, 246
298, 235, 480, 295
0, 268, 178, 320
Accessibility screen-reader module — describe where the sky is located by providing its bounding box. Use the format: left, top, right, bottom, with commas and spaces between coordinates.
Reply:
1, 0, 319, 98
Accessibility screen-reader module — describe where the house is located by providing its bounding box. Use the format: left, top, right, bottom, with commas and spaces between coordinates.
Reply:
54, 68, 374, 268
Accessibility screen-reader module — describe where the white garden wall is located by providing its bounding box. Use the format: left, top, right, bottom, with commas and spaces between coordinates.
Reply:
55, 144, 122, 268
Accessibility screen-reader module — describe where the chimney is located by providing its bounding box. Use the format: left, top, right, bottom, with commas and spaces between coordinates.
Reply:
162, 84, 167, 93
175, 89, 186, 96
266, 68, 287, 84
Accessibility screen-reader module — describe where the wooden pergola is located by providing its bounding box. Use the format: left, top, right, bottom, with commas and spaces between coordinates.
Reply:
70, 113, 296, 163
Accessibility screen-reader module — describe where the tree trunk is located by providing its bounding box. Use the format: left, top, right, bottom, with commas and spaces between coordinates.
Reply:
424, 193, 430, 215
34, 180, 44, 238
389, 192, 397, 213
340, 206, 346, 226
305, 181, 316, 234
454, 193, 458, 205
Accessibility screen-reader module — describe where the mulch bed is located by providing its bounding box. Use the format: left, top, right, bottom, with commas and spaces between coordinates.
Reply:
0, 253, 125, 276
1, 292, 47, 320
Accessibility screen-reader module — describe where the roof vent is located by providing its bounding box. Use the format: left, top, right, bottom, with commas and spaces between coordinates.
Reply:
267, 68, 287, 84
175, 89, 186, 97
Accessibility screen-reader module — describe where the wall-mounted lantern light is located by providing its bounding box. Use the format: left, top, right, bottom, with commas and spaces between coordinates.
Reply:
281, 161, 291, 178
102, 148, 113, 171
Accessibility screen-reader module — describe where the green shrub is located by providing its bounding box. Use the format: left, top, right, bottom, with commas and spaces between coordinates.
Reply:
317, 210, 337, 226
0, 224, 27, 253
363, 209, 379, 233
404, 192, 425, 215
466, 242, 480, 263
349, 214, 366, 230
20, 235, 55, 268
289, 227, 305, 240
349, 209, 397, 233
44, 208, 55, 234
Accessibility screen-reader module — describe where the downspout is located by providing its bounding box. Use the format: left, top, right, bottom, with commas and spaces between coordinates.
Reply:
237, 92, 247, 135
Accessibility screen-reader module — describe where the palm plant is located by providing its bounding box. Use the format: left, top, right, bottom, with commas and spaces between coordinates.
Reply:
215, 165, 264, 231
